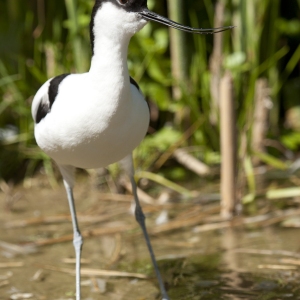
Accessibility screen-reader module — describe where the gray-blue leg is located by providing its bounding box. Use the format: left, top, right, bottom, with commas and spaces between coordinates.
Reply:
129, 176, 170, 300
59, 165, 83, 300
65, 185, 83, 300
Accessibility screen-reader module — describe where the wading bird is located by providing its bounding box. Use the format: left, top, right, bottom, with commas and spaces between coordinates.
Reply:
32, 0, 233, 299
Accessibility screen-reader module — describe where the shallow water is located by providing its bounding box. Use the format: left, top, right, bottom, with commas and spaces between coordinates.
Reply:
1, 178, 300, 300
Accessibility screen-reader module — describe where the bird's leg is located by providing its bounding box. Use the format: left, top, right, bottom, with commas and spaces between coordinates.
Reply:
59, 165, 83, 300
65, 185, 83, 300
129, 173, 170, 300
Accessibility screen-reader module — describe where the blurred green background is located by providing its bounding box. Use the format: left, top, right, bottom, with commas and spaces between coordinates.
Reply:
0, 0, 299, 191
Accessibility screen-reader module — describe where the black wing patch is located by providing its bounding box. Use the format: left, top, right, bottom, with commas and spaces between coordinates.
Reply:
130, 76, 140, 91
35, 102, 50, 124
48, 74, 70, 106
35, 73, 70, 124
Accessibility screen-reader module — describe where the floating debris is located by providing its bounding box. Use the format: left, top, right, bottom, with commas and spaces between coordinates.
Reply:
10, 293, 33, 300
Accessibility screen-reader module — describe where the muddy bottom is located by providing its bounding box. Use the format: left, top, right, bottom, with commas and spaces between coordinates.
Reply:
1, 177, 300, 299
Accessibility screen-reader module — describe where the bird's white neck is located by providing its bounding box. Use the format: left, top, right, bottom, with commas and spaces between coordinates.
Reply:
88, 2, 147, 80
89, 33, 130, 78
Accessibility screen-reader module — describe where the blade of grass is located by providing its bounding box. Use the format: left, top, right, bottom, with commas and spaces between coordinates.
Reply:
136, 171, 192, 197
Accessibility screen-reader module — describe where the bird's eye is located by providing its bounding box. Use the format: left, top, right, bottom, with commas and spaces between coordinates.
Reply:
119, 0, 128, 4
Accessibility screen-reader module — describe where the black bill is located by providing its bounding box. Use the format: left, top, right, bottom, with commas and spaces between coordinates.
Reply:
139, 9, 234, 34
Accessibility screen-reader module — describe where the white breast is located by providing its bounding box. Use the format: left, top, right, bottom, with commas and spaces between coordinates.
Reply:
33, 73, 149, 169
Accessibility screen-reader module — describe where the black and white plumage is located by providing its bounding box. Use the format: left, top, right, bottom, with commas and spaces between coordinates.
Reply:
31, 1, 233, 299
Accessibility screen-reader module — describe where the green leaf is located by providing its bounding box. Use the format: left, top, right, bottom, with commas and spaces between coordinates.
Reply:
267, 187, 300, 200
254, 153, 288, 170
281, 132, 300, 150
136, 171, 192, 197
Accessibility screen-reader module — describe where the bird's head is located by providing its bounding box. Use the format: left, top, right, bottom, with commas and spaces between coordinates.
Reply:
90, 0, 233, 53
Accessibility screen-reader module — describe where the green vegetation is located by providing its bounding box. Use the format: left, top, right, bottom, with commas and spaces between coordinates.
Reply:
0, 0, 299, 197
